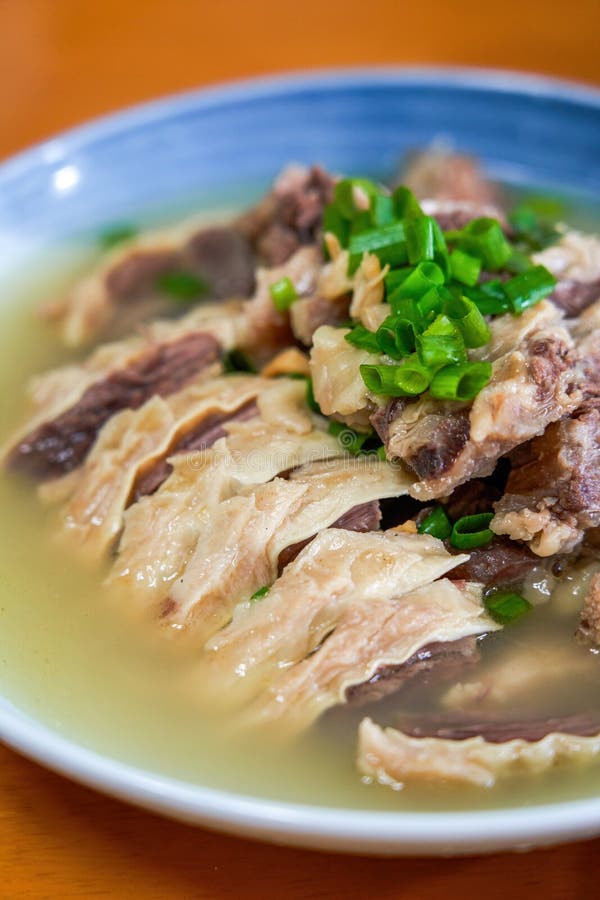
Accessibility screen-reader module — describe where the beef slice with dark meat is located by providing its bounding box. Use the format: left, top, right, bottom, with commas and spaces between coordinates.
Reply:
7, 332, 221, 481
395, 711, 600, 743
105, 249, 180, 299
492, 401, 600, 555
290, 293, 352, 346
236, 165, 335, 266
345, 636, 480, 707
132, 399, 258, 500
449, 536, 537, 588
182, 227, 256, 299
551, 278, 600, 317
276, 500, 381, 572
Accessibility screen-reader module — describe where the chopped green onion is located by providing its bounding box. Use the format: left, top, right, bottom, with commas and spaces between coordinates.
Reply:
250, 585, 270, 602
449, 249, 482, 286
322, 204, 350, 253
484, 589, 532, 624
505, 249, 532, 274
376, 315, 417, 360
372, 193, 395, 227
503, 265, 556, 314
416, 286, 444, 324
405, 216, 436, 264
444, 295, 491, 348
387, 295, 424, 327
305, 377, 321, 414
334, 178, 379, 219
327, 420, 372, 455
348, 222, 407, 273
384, 267, 412, 294
350, 210, 374, 235
392, 185, 423, 219
464, 280, 511, 316
388, 261, 445, 309
452, 218, 512, 271
99, 223, 138, 249
360, 357, 432, 397
376, 444, 387, 460
450, 512, 494, 549
508, 202, 561, 251
223, 348, 257, 374
418, 505, 452, 540
416, 315, 467, 370
269, 276, 298, 312
429, 361, 492, 402
157, 271, 209, 301
344, 324, 380, 353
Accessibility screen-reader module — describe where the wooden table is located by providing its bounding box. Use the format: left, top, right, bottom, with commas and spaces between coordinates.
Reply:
1, 1, 599, 896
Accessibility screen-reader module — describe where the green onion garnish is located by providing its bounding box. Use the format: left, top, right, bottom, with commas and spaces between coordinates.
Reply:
484, 589, 532, 624
429, 361, 492, 402
449, 249, 481, 286
360, 357, 431, 397
376, 315, 417, 359
305, 377, 321, 414
250, 585, 270, 602
418, 505, 452, 540
157, 271, 209, 301
327, 420, 372, 455
416, 286, 444, 324
405, 216, 436, 264
372, 193, 395, 227
392, 185, 423, 219
344, 324, 381, 353
334, 178, 379, 220
384, 267, 412, 294
99, 223, 138, 249
270, 276, 298, 312
503, 265, 556, 314
451, 218, 512, 271
450, 512, 494, 549
348, 222, 407, 273
223, 349, 257, 374
444, 295, 491, 348
322, 204, 350, 254
416, 315, 467, 370
388, 261, 445, 309
464, 280, 511, 316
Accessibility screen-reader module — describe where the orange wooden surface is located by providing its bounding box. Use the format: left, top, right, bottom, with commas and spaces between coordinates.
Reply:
1, 1, 600, 896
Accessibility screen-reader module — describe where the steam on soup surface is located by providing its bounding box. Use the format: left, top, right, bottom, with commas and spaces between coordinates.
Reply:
1, 151, 600, 810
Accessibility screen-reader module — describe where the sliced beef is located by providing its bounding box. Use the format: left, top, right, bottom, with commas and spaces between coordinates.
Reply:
236, 165, 336, 266
400, 150, 502, 209
182, 227, 256, 298
276, 500, 381, 572
105, 249, 179, 299
552, 278, 600, 317
443, 477, 505, 521
357, 717, 600, 788
132, 399, 258, 500
345, 636, 480, 707
396, 711, 600, 743
449, 536, 537, 588
492, 401, 600, 556
290, 293, 352, 346
6, 332, 221, 481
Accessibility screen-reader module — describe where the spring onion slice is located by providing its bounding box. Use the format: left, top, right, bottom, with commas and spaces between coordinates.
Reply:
322, 204, 350, 253
348, 222, 407, 273
269, 276, 298, 311
416, 286, 444, 324
385, 267, 413, 295
484, 589, 532, 624
372, 193, 395, 227
327, 420, 372, 455
334, 178, 380, 219
388, 261, 445, 309
444, 295, 491, 348
450, 512, 494, 549
392, 185, 423, 219
464, 280, 511, 316
250, 585, 270, 602
418, 505, 452, 540
305, 377, 321, 414
406, 216, 436, 264
452, 218, 512, 271
157, 271, 209, 301
503, 265, 556, 314
223, 349, 257, 374
360, 357, 432, 397
416, 315, 467, 370
344, 324, 381, 353
429, 360, 492, 402
449, 249, 482, 286
376, 315, 417, 359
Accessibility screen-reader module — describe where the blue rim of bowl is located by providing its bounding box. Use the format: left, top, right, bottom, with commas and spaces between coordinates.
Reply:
1, 66, 600, 853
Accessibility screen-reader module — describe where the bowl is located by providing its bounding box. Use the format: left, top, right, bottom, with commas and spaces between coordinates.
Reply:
1, 67, 600, 855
